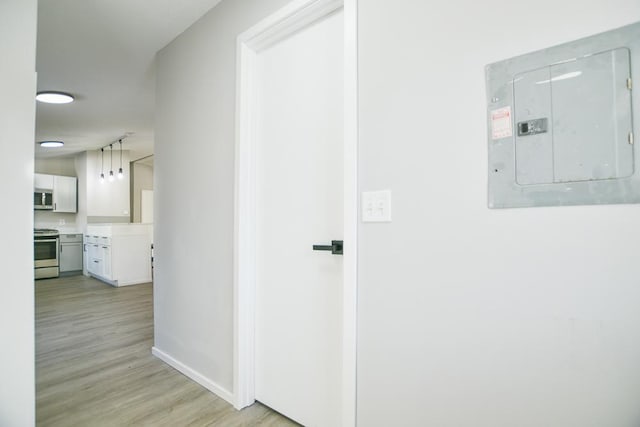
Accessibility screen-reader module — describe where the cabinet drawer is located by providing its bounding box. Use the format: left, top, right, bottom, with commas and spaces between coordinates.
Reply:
61, 234, 82, 243
88, 258, 102, 275
85, 235, 111, 245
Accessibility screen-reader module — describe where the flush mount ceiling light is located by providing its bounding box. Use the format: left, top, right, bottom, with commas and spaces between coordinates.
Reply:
39, 141, 64, 148
36, 91, 74, 104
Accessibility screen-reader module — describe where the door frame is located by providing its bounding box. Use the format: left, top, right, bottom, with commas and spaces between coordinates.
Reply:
233, 0, 358, 425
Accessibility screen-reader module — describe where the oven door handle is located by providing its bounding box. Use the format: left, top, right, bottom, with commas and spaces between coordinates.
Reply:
34, 238, 59, 243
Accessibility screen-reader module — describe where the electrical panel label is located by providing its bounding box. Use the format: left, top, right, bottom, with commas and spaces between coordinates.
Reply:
491, 106, 513, 140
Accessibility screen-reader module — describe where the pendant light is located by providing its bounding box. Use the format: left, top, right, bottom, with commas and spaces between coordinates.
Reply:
118, 139, 124, 179
100, 148, 105, 183
98, 136, 128, 183
109, 144, 115, 181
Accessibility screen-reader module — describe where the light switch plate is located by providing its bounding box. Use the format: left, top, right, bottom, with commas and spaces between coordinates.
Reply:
362, 190, 392, 222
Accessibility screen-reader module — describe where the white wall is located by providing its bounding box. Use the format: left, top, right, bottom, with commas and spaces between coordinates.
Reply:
34, 152, 131, 230
131, 162, 153, 223
35, 156, 76, 176
74, 152, 90, 234
357, 2, 640, 426
0, 0, 36, 425
156, 0, 640, 425
154, 0, 289, 394
85, 149, 131, 221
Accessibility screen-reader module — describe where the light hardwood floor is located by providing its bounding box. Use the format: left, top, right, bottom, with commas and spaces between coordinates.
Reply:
36, 275, 299, 427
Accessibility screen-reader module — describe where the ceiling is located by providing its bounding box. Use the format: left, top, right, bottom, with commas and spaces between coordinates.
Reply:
35, 0, 223, 161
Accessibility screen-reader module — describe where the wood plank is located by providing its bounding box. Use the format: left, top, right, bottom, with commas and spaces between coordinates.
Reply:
36, 275, 299, 426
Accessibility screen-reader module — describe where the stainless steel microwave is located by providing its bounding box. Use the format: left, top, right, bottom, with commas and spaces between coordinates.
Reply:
34, 189, 53, 210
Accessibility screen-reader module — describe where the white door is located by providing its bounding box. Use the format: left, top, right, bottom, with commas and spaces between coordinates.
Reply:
254, 9, 344, 427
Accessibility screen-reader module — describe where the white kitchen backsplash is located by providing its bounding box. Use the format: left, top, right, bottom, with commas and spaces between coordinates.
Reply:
34, 210, 78, 231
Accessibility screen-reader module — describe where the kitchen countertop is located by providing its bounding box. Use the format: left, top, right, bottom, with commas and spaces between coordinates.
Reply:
34, 226, 81, 234
57, 228, 82, 235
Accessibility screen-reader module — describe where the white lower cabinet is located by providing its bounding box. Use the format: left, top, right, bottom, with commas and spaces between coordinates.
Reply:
85, 224, 152, 287
102, 244, 112, 278
87, 239, 110, 279
59, 234, 83, 273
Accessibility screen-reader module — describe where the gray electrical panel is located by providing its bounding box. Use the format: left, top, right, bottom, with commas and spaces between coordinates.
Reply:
486, 23, 639, 208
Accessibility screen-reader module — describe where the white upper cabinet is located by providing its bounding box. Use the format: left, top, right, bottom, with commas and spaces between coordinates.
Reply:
34, 173, 77, 212
34, 173, 54, 190
53, 175, 77, 213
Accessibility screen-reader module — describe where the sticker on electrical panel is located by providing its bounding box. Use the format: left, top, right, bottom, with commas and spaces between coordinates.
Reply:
490, 106, 513, 140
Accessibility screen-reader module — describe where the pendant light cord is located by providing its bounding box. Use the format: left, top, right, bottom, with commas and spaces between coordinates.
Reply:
98, 135, 129, 180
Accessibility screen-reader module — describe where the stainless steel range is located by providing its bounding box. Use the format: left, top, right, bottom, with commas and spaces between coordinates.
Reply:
34, 228, 59, 279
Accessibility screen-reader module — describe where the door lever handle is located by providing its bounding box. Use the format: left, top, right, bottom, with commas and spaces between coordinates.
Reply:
312, 240, 343, 255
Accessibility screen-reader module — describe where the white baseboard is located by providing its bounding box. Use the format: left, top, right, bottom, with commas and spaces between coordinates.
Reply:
151, 346, 234, 405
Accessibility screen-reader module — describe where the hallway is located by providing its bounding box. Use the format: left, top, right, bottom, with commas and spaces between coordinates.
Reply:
35, 276, 298, 426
